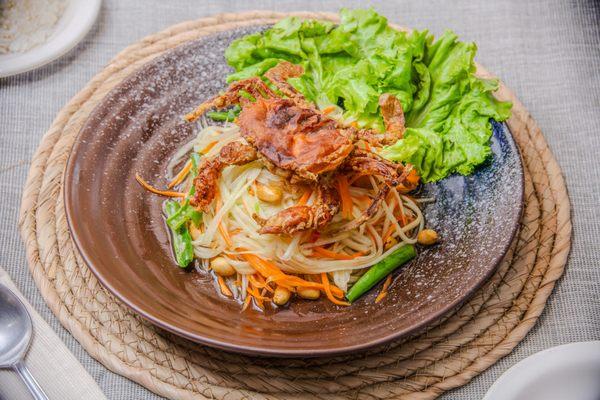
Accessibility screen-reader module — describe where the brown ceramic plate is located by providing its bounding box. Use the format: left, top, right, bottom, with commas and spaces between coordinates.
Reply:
64, 26, 524, 357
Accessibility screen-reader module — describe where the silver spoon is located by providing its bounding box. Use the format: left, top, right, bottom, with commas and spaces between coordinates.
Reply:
0, 284, 49, 400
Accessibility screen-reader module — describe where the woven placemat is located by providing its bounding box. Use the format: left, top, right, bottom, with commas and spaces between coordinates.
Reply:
19, 11, 571, 400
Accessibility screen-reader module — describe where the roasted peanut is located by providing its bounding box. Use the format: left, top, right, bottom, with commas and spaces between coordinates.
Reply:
417, 229, 439, 246
210, 257, 235, 276
298, 288, 320, 300
273, 287, 292, 305
255, 182, 282, 203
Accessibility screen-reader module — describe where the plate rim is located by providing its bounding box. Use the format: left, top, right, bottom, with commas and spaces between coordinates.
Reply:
63, 31, 525, 357
0, 0, 102, 78
483, 341, 600, 400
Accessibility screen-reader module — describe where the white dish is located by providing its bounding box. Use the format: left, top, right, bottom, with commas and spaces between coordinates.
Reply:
484, 341, 600, 400
0, 0, 101, 78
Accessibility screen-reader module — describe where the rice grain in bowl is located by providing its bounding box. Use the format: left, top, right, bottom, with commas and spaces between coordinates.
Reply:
0, 0, 67, 54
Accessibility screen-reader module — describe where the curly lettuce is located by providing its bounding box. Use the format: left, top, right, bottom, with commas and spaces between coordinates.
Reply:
224, 8, 511, 182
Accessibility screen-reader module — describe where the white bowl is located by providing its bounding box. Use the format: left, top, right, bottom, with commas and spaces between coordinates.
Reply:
484, 341, 600, 400
0, 0, 101, 78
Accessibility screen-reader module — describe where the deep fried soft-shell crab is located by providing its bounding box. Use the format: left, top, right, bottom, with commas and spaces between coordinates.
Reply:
185, 62, 414, 235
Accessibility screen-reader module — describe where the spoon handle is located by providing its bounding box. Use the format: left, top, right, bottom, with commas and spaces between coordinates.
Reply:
13, 361, 49, 400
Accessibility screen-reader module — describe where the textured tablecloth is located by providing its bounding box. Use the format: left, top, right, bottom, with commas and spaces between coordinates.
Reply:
1, 1, 598, 399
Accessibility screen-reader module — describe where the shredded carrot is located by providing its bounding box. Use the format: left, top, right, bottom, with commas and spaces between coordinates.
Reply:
241, 294, 252, 312
217, 275, 233, 297
387, 195, 407, 227
269, 280, 295, 292
397, 208, 407, 227
218, 224, 232, 248
135, 174, 186, 198
201, 141, 218, 154
406, 168, 420, 186
349, 173, 367, 185
167, 160, 192, 189
241, 253, 279, 276
325, 282, 345, 299
382, 225, 396, 244
253, 273, 269, 286
268, 275, 324, 291
254, 299, 265, 310
375, 292, 387, 302
350, 121, 359, 128
247, 284, 266, 300
254, 299, 264, 310
337, 175, 353, 219
247, 285, 265, 309
364, 141, 371, 152
262, 284, 274, 294
375, 275, 393, 303
224, 254, 240, 263
248, 274, 268, 290
214, 192, 233, 248
312, 246, 364, 260
241, 252, 344, 298
391, 167, 420, 193
322, 105, 336, 115
296, 188, 312, 206
321, 273, 350, 306
260, 287, 270, 298
390, 196, 408, 227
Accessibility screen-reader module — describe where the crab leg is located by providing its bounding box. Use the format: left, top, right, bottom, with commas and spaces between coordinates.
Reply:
190, 142, 258, 211
256, 184, 340, 235
351, 94, 406, 147
344, 149, 408, 187
184, 77, 276, 122
378, 93, 406, 141
263, 61, 316, 109
339, 150, 411, 231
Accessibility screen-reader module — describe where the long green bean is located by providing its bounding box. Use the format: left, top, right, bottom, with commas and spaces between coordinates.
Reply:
166, 203, 202, 230
164, 200, 194, 268
206, 111, 231, 121
346, 245, 416, 303
206, 105, 241, 122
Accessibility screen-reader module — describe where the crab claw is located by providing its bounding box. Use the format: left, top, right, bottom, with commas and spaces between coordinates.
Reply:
256, 185, 340, 235
378, 93, 406, 141
190, 142, 257, 211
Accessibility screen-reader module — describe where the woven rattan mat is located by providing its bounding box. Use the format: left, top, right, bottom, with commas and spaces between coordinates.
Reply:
19, 12, 571, 400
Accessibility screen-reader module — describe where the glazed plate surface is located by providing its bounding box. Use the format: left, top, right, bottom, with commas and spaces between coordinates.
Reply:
64, 26, 524, 357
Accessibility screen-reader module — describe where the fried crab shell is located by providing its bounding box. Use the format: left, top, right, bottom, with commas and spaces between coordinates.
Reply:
238, 97, 354, 181
186, 61, 412, 235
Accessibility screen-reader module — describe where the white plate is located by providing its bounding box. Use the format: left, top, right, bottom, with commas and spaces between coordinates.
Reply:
0, 0, 101, 78
484, 341, 600, 400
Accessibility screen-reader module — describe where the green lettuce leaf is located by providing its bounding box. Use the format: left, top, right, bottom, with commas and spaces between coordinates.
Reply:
224, 8, 511, 182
